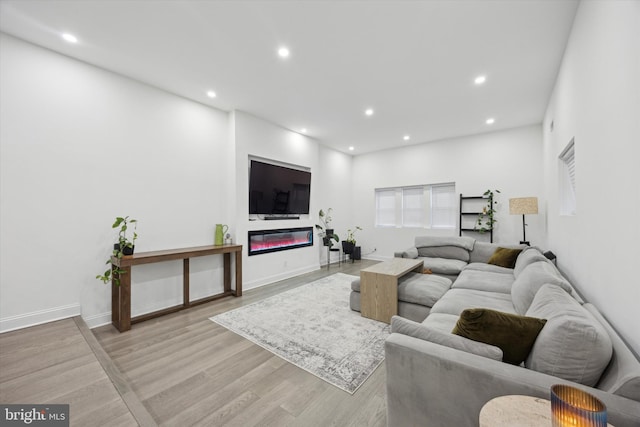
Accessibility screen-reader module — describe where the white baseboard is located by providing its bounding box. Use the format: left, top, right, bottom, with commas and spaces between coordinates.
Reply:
362, 254, 391, 262
244, 263, 320, 291
82, 312, 112, 329
0, 304, 81, 333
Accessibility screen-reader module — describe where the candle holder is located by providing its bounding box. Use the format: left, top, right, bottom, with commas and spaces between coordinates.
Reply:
551, 384, 607, 427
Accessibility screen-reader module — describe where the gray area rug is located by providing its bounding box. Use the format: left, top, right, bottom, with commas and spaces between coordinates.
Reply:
210, 273, 390, 394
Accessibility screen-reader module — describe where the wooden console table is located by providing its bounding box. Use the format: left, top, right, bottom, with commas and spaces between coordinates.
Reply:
111, 244, 242, 332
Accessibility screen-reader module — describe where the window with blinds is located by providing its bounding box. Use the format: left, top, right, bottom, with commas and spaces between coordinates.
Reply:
431, 184, 457, 228
559, 138, 576, 215
375, 183, 455, 228
402, 187, 425, 227
375, 189, 397, 227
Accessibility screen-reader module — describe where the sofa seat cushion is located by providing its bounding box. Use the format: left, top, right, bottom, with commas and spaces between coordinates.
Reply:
511, 261, 573, 314
452, 308, 547, 365
391, 316, 503, 361
396, 272, 452, 306
452, 269, 515, 294
430, 288, 517, 316
421, 312, 460, 332
463, 262, 514, 275
351, 273, 452, 308
525, 284, 613, 387
420, 257, 467, 275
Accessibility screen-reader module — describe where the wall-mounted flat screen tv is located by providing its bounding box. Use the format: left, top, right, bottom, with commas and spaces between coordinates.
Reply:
249, 160, 311, 215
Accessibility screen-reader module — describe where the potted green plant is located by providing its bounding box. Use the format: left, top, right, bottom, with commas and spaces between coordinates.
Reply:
315, 208, 339, 247
342, 226, 362, 254
476, 189, 500, 233
96, 216, 138, 286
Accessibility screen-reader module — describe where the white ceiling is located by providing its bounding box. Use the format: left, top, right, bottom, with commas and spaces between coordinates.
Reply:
0, 0, 578, 155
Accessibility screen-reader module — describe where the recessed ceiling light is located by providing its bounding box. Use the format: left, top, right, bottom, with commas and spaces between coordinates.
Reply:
61, 33, 78, 43
278, 47, 290, 58
206, 90, 217, 98
474, 75, 487, 85
300, 128, 307, 134
486, 118, 495, 125
403, 135, 410, 141
365, 108, 374, 116
348, 146, 355, 151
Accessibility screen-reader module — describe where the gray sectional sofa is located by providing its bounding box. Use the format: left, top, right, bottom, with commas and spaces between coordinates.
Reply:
380, 236, 640, 427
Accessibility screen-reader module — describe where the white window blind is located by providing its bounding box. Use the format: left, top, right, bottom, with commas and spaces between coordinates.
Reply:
375, 189, 397, 227
431, 184, 456, 228
402, 187, 425, 227
375, 183, 455, 228
559, 139, 576, 215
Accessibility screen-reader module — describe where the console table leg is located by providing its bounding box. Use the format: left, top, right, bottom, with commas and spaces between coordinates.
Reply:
120, 266, 132, 332
183, 258, 190, 308
223, 253, 231, 293
111, 264, 120, 329
235, 250, 243, 297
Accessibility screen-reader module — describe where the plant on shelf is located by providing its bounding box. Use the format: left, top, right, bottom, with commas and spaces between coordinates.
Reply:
315, 208, 339, 246
342, 226, 362, 254
96, 216, 138, 286
476, 189, 500, 233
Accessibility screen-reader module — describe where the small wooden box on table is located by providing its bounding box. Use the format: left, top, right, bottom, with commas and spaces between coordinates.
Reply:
360, 258, 424, 323
111, 244, 242, 332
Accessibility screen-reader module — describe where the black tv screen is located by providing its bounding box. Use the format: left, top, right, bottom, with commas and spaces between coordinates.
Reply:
249, 160, 311, 215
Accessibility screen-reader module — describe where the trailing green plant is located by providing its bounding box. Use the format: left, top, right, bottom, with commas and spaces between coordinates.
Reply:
476, 189, 500, 233
96, 216, 138, 286
344, 226, 363, 245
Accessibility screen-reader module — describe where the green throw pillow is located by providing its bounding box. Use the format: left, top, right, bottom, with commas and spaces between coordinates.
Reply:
452, 308, 546, 365
487, 247, 523, 269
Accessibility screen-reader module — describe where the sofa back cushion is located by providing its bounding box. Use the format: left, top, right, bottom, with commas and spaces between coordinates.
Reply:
511, 261, 573, 314
513, 247, 549, 277
525, 284, 613, 387
417, 246, 470, 262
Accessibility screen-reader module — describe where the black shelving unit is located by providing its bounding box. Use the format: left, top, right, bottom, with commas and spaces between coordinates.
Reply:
459, 194, 493, 243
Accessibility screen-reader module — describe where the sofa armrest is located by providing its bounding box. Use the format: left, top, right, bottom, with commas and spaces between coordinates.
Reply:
385, 333, 640, 427
394, 247, 418, 259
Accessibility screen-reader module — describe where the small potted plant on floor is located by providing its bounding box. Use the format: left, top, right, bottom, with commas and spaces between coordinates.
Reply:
342, 226, 362, 255
96, 216, 138, 286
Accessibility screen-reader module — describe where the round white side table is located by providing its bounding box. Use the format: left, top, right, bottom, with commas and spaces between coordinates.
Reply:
479, 395, 613, 427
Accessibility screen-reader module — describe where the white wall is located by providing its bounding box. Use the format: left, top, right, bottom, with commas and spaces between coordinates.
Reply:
232, 111, 353, 289
352, 125, 545, 259
542, 0, 640, 354
0, 34, 231, 330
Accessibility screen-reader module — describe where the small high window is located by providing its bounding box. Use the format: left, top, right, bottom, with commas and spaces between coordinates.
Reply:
559, 138, 576, 215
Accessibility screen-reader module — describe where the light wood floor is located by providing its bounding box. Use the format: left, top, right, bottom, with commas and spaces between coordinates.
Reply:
2, 259, 386, 426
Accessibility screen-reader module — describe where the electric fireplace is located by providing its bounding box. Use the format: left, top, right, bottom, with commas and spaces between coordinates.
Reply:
248, 227, 314, 256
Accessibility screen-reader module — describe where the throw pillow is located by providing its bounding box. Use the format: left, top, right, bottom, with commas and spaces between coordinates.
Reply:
452, 308, 547, 365
423, 268, 433, 274
390, 316, 503, 361
487, 247, 523, 269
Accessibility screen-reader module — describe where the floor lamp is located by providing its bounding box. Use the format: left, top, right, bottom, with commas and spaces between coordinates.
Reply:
509, 197, 538, 245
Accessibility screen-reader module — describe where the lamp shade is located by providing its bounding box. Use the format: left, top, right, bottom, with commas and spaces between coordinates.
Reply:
509, 197, 538, 215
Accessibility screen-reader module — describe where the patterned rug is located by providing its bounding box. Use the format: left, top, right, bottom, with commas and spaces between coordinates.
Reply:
210, 273, 390, 394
